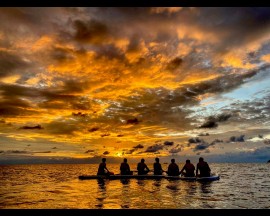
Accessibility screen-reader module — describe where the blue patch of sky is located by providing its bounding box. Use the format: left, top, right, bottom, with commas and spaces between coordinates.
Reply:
189, 67, 270, 118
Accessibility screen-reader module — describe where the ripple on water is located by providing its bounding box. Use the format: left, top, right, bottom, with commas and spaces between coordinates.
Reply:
1, 163, 270, 209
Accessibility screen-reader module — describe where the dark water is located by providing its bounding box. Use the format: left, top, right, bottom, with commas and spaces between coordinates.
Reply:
0, 163, 269, 209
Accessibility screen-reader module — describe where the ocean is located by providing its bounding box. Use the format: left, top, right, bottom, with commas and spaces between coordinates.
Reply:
0, 163, 269, 209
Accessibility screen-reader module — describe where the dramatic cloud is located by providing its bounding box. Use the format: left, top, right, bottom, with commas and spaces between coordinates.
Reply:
85, 150, 94, 154
145, 144, 164, 153
0, 7, 270, 162
20, 125, 43, 130
133, 144, 144, 149
188, 137, 203, 144
198, 133, 209, 136
199, 113, 232, 128
264, 139, 270, 145
164, 141, 174, 146
230, 135, 245, 142
169, 147, 181, 154
72, 19, 109, 44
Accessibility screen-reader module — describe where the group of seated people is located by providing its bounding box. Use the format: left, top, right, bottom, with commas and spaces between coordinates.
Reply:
97, 157, 211, 177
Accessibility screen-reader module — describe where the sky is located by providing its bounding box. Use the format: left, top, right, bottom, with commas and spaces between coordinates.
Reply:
0, 7, 270, 164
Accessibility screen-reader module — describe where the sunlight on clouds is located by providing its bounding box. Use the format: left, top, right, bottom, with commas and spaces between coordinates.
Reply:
176, 25, 219, 44
25, 77, 40, 85
150, 7, 183, 14
0, 74, 21, 84
1, 7, 270, 162
261, 54, 270, 63
31, 35, 54, 52
221, 53, 256, 69
179, 72, 220, 85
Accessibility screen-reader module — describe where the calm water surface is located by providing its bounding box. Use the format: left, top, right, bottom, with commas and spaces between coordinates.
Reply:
0, 163, 269, 209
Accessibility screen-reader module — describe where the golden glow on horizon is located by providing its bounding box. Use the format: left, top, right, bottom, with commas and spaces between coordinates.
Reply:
0, 7, 270, 161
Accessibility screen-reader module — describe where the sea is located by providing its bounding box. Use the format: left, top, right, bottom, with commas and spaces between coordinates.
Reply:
0, 163, 269, 209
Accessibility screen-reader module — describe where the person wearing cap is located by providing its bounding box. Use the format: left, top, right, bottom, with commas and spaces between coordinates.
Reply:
179, 159, 195, 177
196, 157, 211, 177
137, 158, 150, 175
167, 159, 180, 176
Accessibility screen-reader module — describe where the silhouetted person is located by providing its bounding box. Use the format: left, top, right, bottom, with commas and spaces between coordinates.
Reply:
120, 158, 132, 175
97, 158, 110, 175
167, 159, 180, 176
196, 157, 211, 177
153, 157, 164, 175
179, 159, 195, 177
137, 159, 150, 175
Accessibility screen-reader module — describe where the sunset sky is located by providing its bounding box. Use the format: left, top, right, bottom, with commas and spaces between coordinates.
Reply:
0, 7, 270, 163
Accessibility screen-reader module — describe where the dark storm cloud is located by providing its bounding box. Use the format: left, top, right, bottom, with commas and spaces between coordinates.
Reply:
229, 135, 245, 142
145, 144, 163, 153
133, 144, 144, 149
192, 140, 217, 152
125, 149, 136, 154
184, 7, 270, 52
164, 141, 174, 146
0, 83, 41, 98
185, 64, 270, 99
0, 93, 38, 116
194, 144, 209, 151
210, 139, 223, 145
166, 57, 183, 71
45, 121, 79, 135
0, 8, 70, 41
72, 19, 109, 44
94, 7, 270, 53
0, 81, 98, 117
113, 87, 197, 131
85, 150, 94, 153
88, 127, 99, 132
188, 137, 203, 144
126, 118, 139, 124
107, 65, 270, 132
20, 125, 43, 130
264, 139, 270, 145
199, 120, 218, 129
199, 113, 232, 129
0, 50, 30, 78
189, 137, 224, 152
95, 44, 125, 60
48, 46, 76, 64
188, 137, 220, 152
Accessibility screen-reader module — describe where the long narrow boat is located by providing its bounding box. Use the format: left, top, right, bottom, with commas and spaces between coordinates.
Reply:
166, 175, 220, 182
78, 174, 220, 182
78, 174, 164, 180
